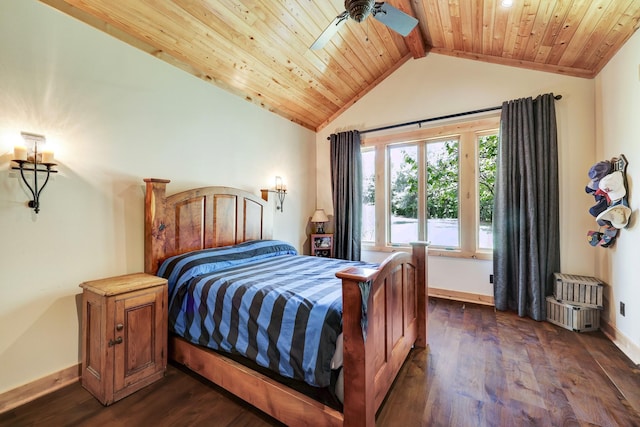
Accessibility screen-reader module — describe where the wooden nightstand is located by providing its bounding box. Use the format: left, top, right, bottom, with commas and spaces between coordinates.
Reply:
311, 233, 334, 257
79, 273, 168, 405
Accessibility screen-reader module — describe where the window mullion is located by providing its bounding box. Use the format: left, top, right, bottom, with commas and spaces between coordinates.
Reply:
459, 132, 476, 255
418, 143, 426, 241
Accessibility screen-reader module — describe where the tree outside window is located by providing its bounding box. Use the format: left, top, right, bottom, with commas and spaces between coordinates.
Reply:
426, 140, 459, 247
362, 149, 375, 242
478, 134, 497, 249
389, 145, 418, 244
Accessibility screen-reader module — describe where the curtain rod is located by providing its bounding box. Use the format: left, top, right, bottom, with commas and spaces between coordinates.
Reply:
326, 94, 562, 139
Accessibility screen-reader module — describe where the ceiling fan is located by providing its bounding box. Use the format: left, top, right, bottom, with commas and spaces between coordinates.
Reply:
311, 0, 419, 50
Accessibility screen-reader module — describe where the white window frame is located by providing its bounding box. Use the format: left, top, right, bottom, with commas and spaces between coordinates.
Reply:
361, 115, 500, 260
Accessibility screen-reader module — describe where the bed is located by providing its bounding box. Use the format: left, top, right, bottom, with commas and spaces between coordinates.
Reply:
143, 178, 428, 427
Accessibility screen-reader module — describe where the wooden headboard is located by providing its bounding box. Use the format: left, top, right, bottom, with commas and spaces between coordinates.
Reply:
143, 178, 272, 274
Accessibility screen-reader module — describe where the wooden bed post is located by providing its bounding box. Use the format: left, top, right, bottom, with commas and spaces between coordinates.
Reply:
337, 267, 379, 427
143, 178, 170, 274
411, 241, 429, 348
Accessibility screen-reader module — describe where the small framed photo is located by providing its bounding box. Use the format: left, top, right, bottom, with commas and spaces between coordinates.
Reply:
314, 236, 331, 248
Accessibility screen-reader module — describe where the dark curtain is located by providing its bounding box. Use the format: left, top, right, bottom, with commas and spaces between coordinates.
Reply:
493, 93, 560, 321
330, 130, 362, 261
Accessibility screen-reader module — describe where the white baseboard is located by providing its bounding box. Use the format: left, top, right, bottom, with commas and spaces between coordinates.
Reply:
600, 319, 640, 366
0, 363, 81, 414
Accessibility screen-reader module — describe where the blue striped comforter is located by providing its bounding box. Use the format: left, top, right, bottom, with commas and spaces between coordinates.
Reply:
157, 240, 377, 387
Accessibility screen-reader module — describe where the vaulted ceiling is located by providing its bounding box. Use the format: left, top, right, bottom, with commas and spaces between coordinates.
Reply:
41, 0, 640, 131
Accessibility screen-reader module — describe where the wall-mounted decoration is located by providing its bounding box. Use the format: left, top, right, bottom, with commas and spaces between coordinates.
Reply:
260, 176, 287, 212
585, 154, 630, 248
11, 132, 58, 214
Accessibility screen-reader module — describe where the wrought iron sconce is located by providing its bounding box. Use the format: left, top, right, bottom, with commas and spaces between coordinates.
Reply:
11, 132, 57, 214
260, 176, 287, 212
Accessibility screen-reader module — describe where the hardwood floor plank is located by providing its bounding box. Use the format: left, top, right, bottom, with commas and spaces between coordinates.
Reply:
534, 323, 628, 426
375, 347, 430, 426
577, 332, 640, 416
455, 303, 486, 402
2, 298, 639, 427
527, 325, 579, 425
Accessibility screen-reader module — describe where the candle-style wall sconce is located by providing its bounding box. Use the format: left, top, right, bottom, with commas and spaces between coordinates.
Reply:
11, 132, 57, 214
260, 176, 287, 212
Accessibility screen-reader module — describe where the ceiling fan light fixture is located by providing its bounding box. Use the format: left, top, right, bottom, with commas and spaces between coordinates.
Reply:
311, 0, 418, 50
346, 0, 375, 22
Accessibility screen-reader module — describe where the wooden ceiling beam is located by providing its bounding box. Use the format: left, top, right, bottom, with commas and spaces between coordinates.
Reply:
394, 0, 428, 59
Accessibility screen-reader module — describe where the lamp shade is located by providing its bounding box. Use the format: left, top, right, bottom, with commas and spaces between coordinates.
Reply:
311, 209, 329, 223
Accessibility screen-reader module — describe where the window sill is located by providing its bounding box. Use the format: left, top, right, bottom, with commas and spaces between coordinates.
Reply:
362, 244, 493, 261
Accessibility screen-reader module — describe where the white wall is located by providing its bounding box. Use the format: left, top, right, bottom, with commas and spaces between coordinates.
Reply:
0, 1, 316, 393
594, 29, 640, 363
316, 53, 597, 299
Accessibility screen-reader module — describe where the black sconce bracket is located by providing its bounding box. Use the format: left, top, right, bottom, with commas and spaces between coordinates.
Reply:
11, 160, 58, 214
260, 188, 287, 212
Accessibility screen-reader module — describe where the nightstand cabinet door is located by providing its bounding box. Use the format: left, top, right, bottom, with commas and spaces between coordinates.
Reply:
80, 273, 167, 406
113, 288, 166, 398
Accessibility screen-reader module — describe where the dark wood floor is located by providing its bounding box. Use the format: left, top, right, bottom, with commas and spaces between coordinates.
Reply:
2, 298, 640, 426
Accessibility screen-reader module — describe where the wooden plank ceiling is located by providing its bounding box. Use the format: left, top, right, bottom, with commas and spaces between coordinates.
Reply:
41, 0, 640, 131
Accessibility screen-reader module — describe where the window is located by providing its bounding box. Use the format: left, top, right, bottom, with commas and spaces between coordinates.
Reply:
426, 139, 459, 247
362, 149, 376, 243
361, 116, 499, 259
389, 144, 418, 245
478, 133, 498, 250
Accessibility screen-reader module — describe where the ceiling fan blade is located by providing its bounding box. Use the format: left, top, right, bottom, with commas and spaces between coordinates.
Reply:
310, 11, 349, 50
372, 2, 418, 37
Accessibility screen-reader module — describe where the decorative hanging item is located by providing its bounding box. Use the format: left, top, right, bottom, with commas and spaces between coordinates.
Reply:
584, 154, 630, 248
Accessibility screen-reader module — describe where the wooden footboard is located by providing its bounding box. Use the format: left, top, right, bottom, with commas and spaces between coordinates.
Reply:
338, 242, 428, 427
143, 179, 428, 426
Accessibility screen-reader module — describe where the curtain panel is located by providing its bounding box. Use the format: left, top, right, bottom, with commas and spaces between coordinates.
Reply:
330, 130, 362, 261
493, 93, 560, 321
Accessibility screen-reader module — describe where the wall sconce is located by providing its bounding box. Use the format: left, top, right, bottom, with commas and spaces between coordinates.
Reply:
311, 209, 329, 233
11, 132, 57, 214
260, 176, 287, 212
273, 176, 287, 212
